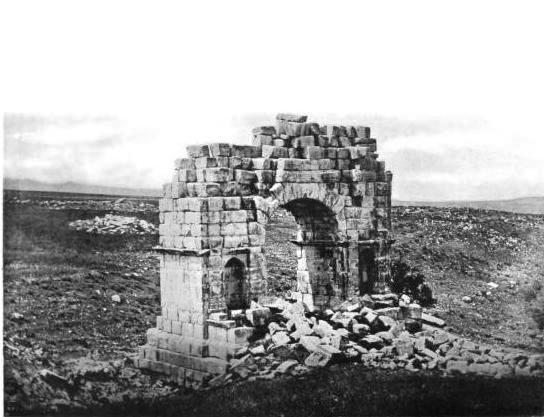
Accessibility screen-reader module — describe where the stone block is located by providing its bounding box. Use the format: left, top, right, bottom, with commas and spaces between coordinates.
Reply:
325, 148, 338, 159
220, 222, 248, 236
186, 145, 210, 158
277, 120, 304, 137
262, 145, 289, 159
276, 113, 308, 123
221, 210, 248, 223
171, 181, 188, 198
207, 197, 224, 211
356, 126, 371, 139
227, 327, 254, 344
222, 196, 242, 210
336, 159, 351, 170
215, 156, 230, 167
329, 137, 340, 147
252, 135, 274, 146
195, 157, 218, 169
195, 169, 206, 182
337, 148, 351, 159
252, 126, 276, 136
277, 158, 315, 171
324, 125, 340, 137
339, 137, 353, 147
304, 146, 325, 160
300, 123, 321, 136
162, 183, 172, 198
231, 145, 262, 158
159, 198, 174, 212
276, 170, 322, 183
273, 138, 287, 147
223, 235, 249, 248
235, 170, 258, 184
251, 158, 276, 170
178, 169, 197, 183
292, 136, 315, 148
255, 170, 276, 183
175, 158, 196, 170
205, 167, 234, 182
208, 143, 232, 157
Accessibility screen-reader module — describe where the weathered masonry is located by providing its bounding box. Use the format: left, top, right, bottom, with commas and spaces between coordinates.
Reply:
137, 113, 393, 385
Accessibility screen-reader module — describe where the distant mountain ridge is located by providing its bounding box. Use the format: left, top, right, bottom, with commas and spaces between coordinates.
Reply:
4, 178, 543, 214
3, 178, 161, 198
392, 196, 544, 215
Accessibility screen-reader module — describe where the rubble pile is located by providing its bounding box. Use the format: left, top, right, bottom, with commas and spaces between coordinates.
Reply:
6, 196, 158, 212
393, 207, 543, 252
208, 294, 544, 387
68, 215, 158, 235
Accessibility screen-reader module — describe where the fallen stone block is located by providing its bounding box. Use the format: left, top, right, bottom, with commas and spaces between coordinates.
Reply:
227, 327, 254, 345
300, 335, 321, 353
268, 322, 284, 335
404, 319, 422, 333
375, 307, 400, 320
374, 315, 397, 332
364, 311, 378, 326
352, 323, 371, 336
400, 304, 422, 320
360, 335, 384, 350
420, 348, 440, 360
393, 338, 415, 356
271, 331, 291, 347
249, 345, 266, 356
446, 359, 470, 374
375, 331, 394, 345
420, 313, 445, 328
275, 359, 299, 374
313, 320, 334, 338
305, 351, 333, 367
360, 294, 376, 309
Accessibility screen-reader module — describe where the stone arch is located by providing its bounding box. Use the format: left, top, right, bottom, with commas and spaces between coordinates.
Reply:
223, 257, 247, 310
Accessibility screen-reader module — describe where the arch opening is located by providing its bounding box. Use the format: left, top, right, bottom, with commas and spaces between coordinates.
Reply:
264, 198, 347, 308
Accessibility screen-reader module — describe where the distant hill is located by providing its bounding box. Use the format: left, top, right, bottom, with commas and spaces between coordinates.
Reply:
3, 178, 161, 198
392, 196, 544, 215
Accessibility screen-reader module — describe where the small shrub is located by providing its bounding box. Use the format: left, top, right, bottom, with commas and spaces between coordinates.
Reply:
522, 280, 542, 302
390, 259, 434, 306
529, 289, 544, 330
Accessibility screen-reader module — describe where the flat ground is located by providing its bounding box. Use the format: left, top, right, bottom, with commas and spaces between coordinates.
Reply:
3, 191, 544, 415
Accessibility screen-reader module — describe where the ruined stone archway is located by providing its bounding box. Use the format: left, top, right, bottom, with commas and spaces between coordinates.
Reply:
139, 113, 394, 385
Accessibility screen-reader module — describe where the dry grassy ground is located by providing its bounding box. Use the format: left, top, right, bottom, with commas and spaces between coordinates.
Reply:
3, 191, 544, 415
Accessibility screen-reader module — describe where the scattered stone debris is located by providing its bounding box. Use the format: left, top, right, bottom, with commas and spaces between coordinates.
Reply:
6, 196, 158, 212
393, 206, 542, 253
203, 294, 544, 388
111, 294, 121, 303
68, 215, 158, 235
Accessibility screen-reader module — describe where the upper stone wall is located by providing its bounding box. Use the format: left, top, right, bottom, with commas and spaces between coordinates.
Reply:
162, 113, 391, 200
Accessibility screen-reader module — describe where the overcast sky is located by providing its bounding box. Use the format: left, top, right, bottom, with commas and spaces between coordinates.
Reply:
3, 1, 544, 201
